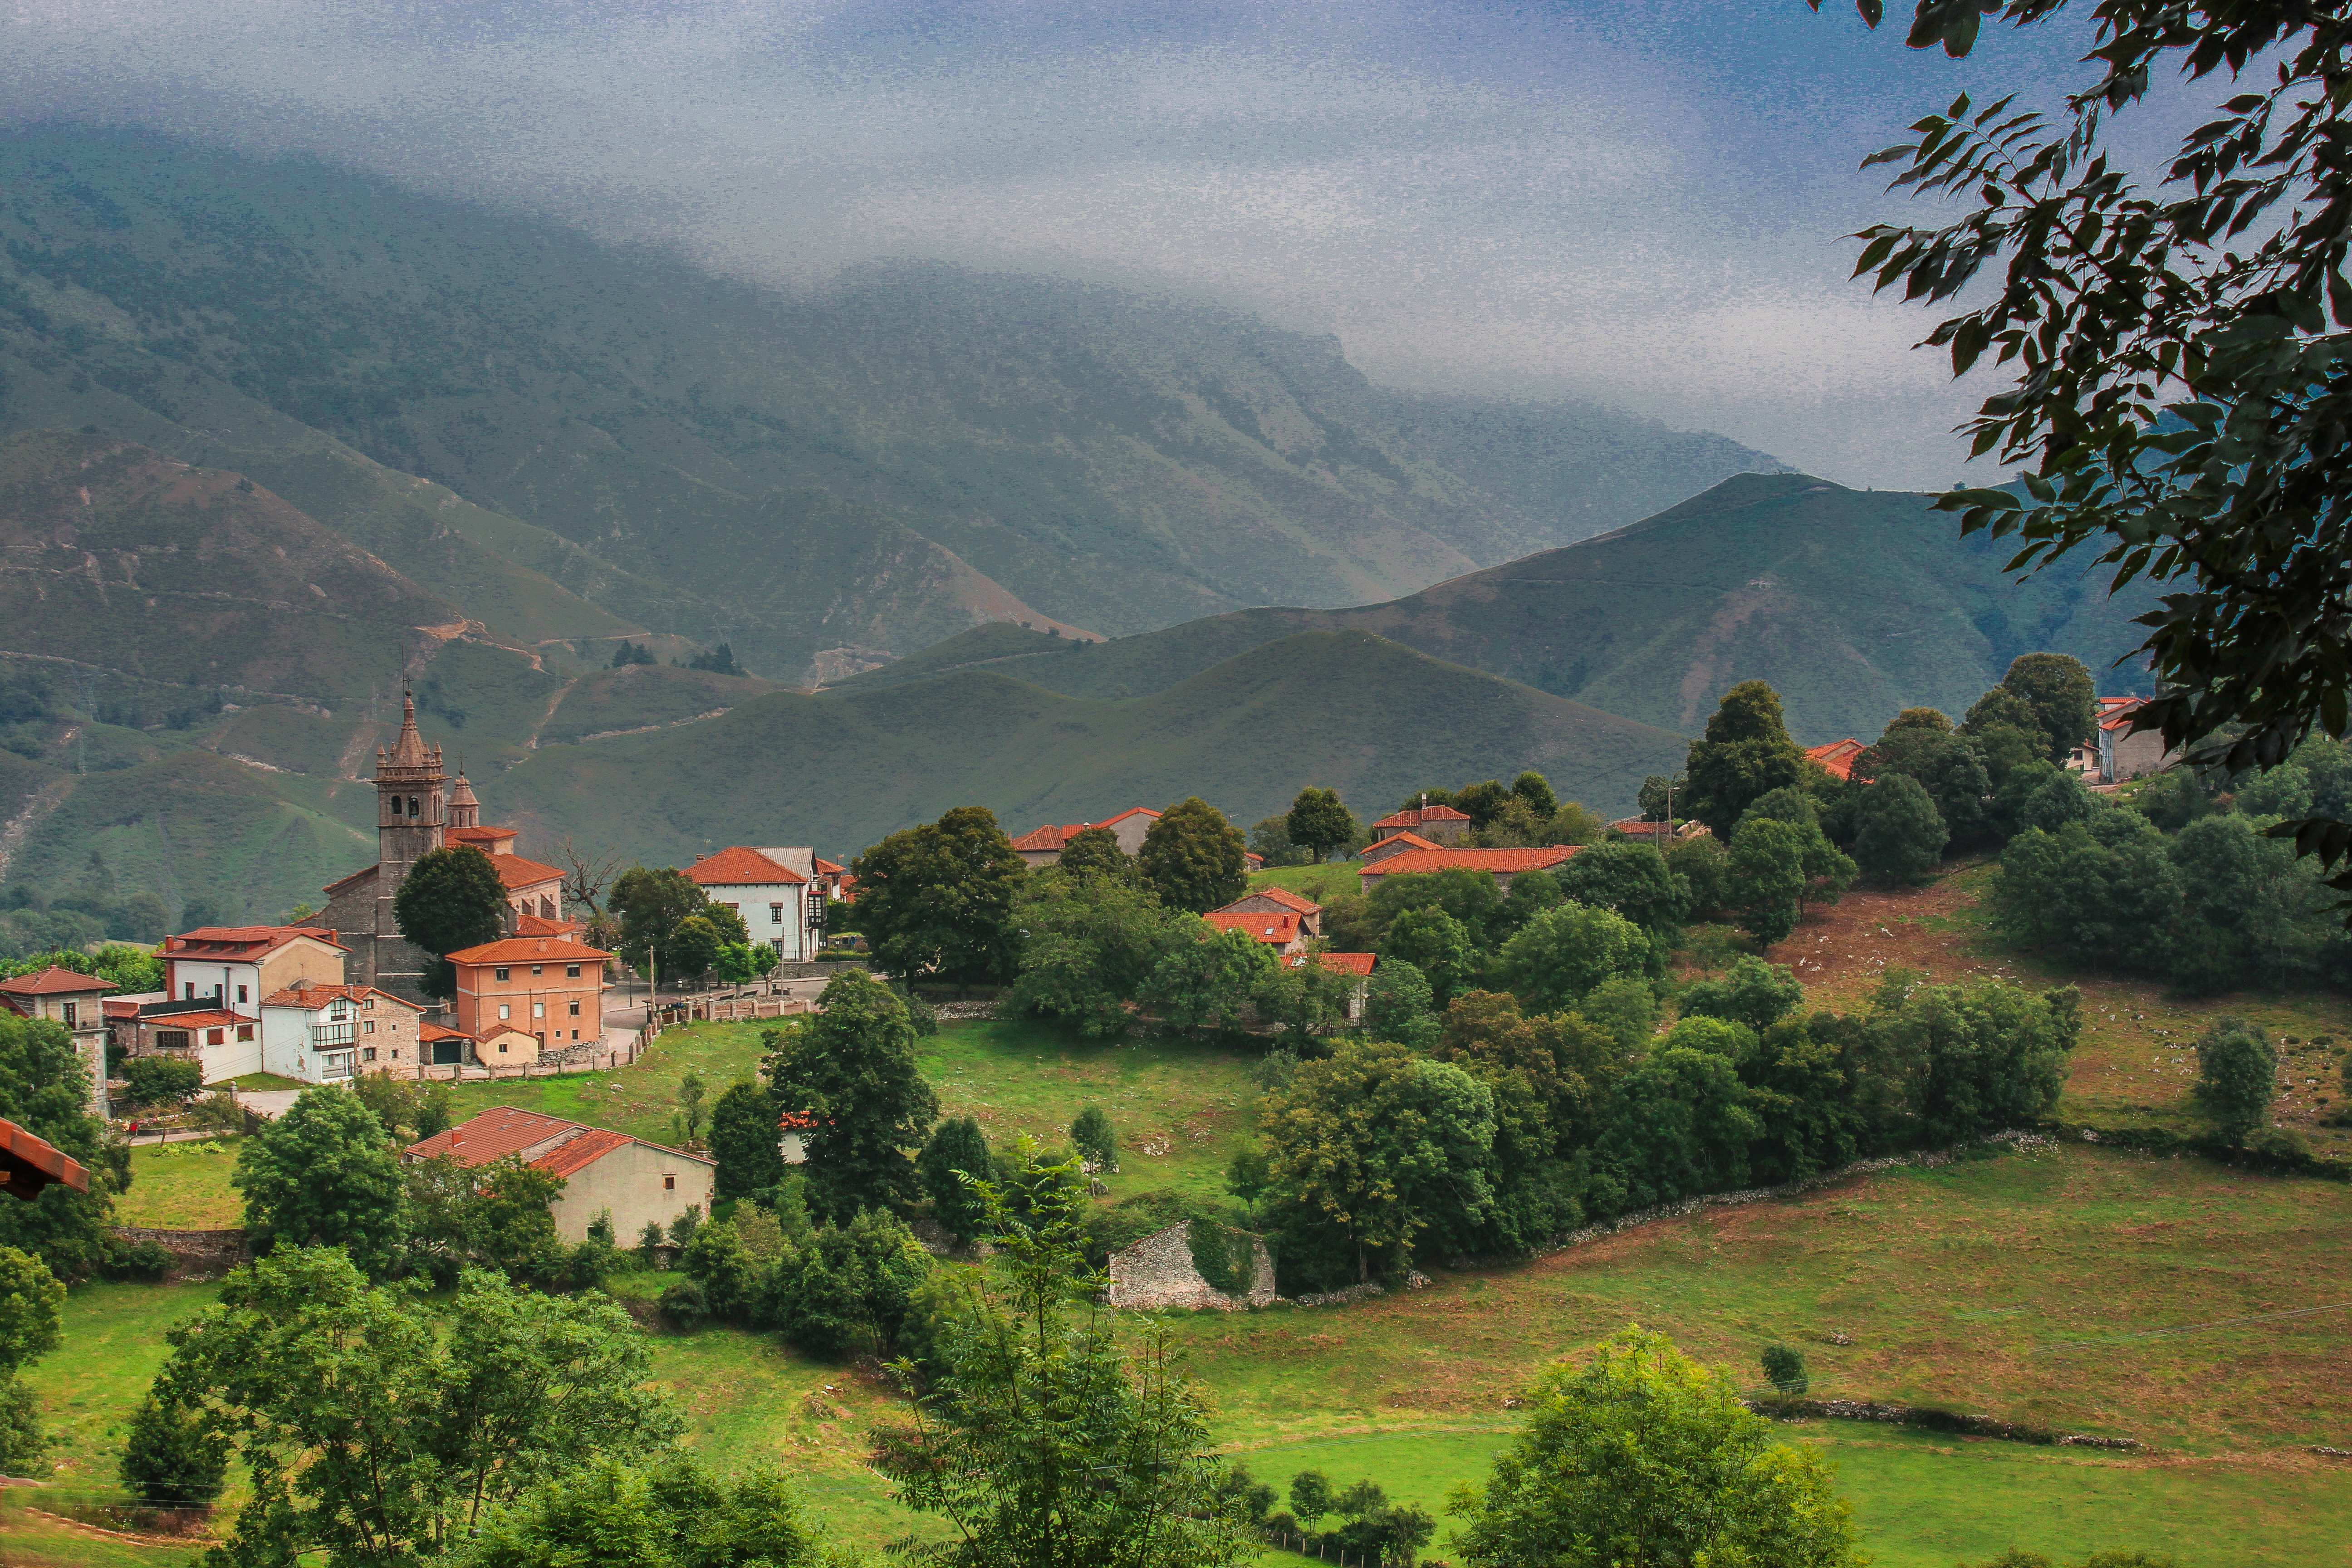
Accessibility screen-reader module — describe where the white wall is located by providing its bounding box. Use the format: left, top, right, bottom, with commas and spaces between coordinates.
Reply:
705, 881, 809, 962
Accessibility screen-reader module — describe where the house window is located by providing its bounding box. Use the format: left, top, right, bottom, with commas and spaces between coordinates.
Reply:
184, 983, 196, 1000
155, 1030, 190, 1051
663, 1175, 676, 1191
495, 967, 510, 981
565, 964, 580, 978
568, 1000, 580, 1016
206, 1029, 225, 1046
532, 1002, 545, 1019
364, 997, 375, 1009
531, 965, 543, 976
363, 1047, 377, 1062
498, 1039, 509, 1054
237, 984, 249, 1004
392, 1049, 400, 1060
498, 1004, 511, 1021
59, 1002, 75, 1029
364, 1019, 376, 1034
237, 1024, 254, 1041
770, 903, 784, 924
571, 1029, 579, 1039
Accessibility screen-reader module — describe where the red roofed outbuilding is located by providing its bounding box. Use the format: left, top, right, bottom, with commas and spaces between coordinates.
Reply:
1804, 739, 1868, 783
1210, 886, 1323, 939
405, 1106, 713, 1244
1205, 909, 1308, 955
1009, 807, 1162, 867
1361, 831, 1441, 865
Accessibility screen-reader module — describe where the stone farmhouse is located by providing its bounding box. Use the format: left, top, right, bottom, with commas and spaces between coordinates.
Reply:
319, 693, 572, 1001
1009, 807, 1161, 868
2095, 697, 2178, 782
2, 966, 116, 1116
686, 846, 824, 962
1366, 801, 1472, 845
259, 981, 423, 1085
407, 1106, 714, 1245
1356, 844, 1578, 894
1362, 830, 1441, 864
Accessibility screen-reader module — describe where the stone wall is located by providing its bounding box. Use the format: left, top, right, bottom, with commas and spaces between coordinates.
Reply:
1105, 1222, 1275, 1311
114, 1225, 251, 1281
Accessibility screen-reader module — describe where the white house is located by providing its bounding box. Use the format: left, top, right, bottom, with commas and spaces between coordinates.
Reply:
159, 925, 349, 1019
684, 847, 818, 962
260, 982, 424, 1085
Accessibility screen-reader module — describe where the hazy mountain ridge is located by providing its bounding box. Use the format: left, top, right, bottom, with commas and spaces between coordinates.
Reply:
0, 124, 1785, 680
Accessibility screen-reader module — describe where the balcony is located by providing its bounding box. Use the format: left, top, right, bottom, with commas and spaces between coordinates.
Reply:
318, 1051, 356, 1081
309, 1022, 356, 1049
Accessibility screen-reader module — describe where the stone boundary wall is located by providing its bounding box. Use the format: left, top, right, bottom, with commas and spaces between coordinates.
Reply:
1106, 1223, 1275, 1311
1749, 1396, 2143, 1451
113, 1225, 251, 1279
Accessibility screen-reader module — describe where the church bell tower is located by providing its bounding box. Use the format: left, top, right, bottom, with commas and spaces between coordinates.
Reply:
372, 693, 447, 971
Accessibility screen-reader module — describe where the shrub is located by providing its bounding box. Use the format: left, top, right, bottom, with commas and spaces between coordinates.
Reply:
121, 1055, 202, 1109
119, 1396, 227, 1505
658, 1277, 709, 1330
1761, 1343, 1808, 1395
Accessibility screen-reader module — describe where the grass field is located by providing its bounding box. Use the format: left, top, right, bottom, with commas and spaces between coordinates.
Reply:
115, 1142, 244, 1229
1245, 864, 1361, 902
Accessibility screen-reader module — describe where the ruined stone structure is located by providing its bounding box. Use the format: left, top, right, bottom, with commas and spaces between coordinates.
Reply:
1104, 1222, 1276, 1311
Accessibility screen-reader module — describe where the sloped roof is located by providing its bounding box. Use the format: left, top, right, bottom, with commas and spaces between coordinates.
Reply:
165, 926, 346, 958
1368, 804, 1472, 829
1205, 910, 1302, 945
1803, 739, 1868, 781
812, 857, 845, 876
420, 1020, 475, 1043
407, 1106, 710, 1174
140, 1009, 242, 1030
533, 1127, 635, 1178
1012, 807, 1161, 852
1357, 846, 1579, 878
1299, 951, 1375, 976
0, 1116, 88, 1196
450, 825, 519, 848
514, 911, 583, 937
445, 936, 614, 965
2099, 697, 2153, 732
686, 846, 807, 886
259, 982, 421, 1012
488, 855, 564, 892
1364, 831, 1442, 856
0, 965, 116, 997
1237, 885, 1322, 916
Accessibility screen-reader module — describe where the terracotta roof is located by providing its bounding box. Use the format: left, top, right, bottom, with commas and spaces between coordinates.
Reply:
1803, 739, 1868, 781
0, 1116, 89, 1196
259, 982, 422, 1012
445, 936, 614, 965
514, 911, 583, 937
778, 1111, 820, 1130
1215, 886, 1321, 918
450, 825, 519, 848
1369, 804, 1473, 830
1364, 831, 1442, 856
1011, 807, 1161, 851
812, 857, 845, 876
1299, 951, 1375, 977
407, 1106, 710, 1176
1357, 846, 1580, 878
0, 965, 117, 997
2099, 697, 2152, 733
165, 926, 346, 957
1243, 852, 1264, 868
488, 855, 564, 892
834, 874, 859, 902
1204, 910, 1302, 945
686, 846, 807, 887
420, 1020, 475, 1043
140, 1009, 242, 1030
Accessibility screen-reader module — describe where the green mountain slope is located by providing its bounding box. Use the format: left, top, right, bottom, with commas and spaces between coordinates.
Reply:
488, 631, 1685, 864
0, 124, 1783, 680
838, 474, 2163, 744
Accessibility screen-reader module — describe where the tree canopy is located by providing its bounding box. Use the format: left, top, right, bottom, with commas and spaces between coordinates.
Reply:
851, 806, 1029, 983
1138, 797, 1250, 913
1685, 681, 1808, 837
232, 1086, 408, 1279
1284, 788, 1358, 862
762, 972, 939, 1221
395, 844, 510, 997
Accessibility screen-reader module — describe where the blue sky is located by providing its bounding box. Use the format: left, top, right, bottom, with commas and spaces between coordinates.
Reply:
5, 1, 2227, 486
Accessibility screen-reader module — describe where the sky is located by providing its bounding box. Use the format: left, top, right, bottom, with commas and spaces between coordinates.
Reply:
2, 0, 2230, 487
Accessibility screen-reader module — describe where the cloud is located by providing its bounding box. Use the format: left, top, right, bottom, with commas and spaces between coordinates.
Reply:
3, 0, 2208, 487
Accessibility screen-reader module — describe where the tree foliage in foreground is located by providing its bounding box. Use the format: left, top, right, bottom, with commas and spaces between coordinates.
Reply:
232, 1086, 408, 1280
1448, 1326, 1861, 1568
450, 1453, 846, 1568
1830, 0, 2352, 899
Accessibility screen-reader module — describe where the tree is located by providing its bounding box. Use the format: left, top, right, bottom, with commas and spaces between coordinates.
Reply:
1259, 1039, 1497, 1283
666, 914, 723, 982
1246, 817, 1308, 870
1838, 1, 2352, 878
448, 1453, 835, 1568
1995, 656, 2099, 768
1493, 902, 1650, 1015
1555, 842, 1690, 940
1289, 1471, 1335, 1530
1363, 867, 1504, 948
1739, 788, 1860, 902
1638, 772, 1687, 823
609, 867, 709, 991
0, 1246, 64, 1375
1007, 873, 1194, 1038
1284, 788, 1358, 863
1448, 1327, 1861, 1568
1070, 1107, 1118, 1172
877, 1157, 1251, 1568
677, 1072, 707, 1145
1762, 1343, 1810, 1396
0, 1010, 129, 1285
155, 1248, 681, 1563
1725, 817, 1808, 946
1852, 774, 1950, 884
1510, 771, 1560, 820
710, 1080, 786, 1203
1142, 924, 1276, 1033
1962, 686, 2049, 756
232, 1086, 407, 1279
120, 1054, 202, 1109
919, 1117, 994, 1242
1681, 956, 1806, 1035
395, 844, 509, 998
2192, 1019, 2278, 1145
1685, 682, 1808, 838
763, 970, 939, 1221
1362, 958, 1442, 1052
1138, 797, 1249, 913
119, 1394, 228, 1506
1056, 825, 1132, 881
1382, 904, 1481, 1006
851, 806, 1029, 983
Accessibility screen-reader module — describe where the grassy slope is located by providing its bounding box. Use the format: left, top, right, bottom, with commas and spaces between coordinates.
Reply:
839, 474, 2167, 746
495, 629, 1688, 862
540, 665, 793, 746
114, 1142, 245, 1229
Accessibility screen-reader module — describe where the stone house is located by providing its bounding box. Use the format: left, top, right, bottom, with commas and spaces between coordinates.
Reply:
406, 1106, 714, 1245
1365, 802, 1472, 845
1009, 807, 1162, 867
1, 966, 116, 1116
260, 981, 423, 1085
1356, 844, 1579, 895
1104, 1221, 1276, 1310
1361, 830, 1440, 865
2096, 697, 2177, 782
446, 936, 611, 1054
1211, 885, 1323, 939
1203, 909, 1309, 956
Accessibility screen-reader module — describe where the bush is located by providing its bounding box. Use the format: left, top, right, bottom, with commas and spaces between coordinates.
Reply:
658, 1277, 709, 1330
121, 1055, 203, 1109
1761, 1343, 1808, 1395
119, 1395, 226, 1505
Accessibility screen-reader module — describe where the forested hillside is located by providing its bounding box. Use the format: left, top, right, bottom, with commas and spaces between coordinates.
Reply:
838, 473, 2164, 744
0, 123, 1783, 682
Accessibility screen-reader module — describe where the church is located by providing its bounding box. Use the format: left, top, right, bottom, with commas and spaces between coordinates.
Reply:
320, 694, 572, 1001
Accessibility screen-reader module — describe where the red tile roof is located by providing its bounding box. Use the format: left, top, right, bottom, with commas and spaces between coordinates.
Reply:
450, 825, 519, 848
140, 1009, 243, 1030
420, 1020, 475, 1043
488, 855, 564, 892
0, 965, 116, 997
1368, 804, 1472, 830
778, 1111, 820, 1130
0, 1116, 88, 1196
1301, 951, 1375, 977
686, 846, 807, 886
834, 874, 859, 902
1205, 910, 1302, 945
1243, 852, 1264, 868
1011, 807, 1161, 852
165, 926, 346, 957
407, 1106, 709, 1175
1223, 886, 1322, 917
1357, 846, 1580, 878
259, 982, 421, 1011
1362, 831, 1441, 857
514, 912, 583, 937
1803, 739, 1867, 781
2099, 697, 2151, 733
812, 857, 845, 876
446, 936, 614, 965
